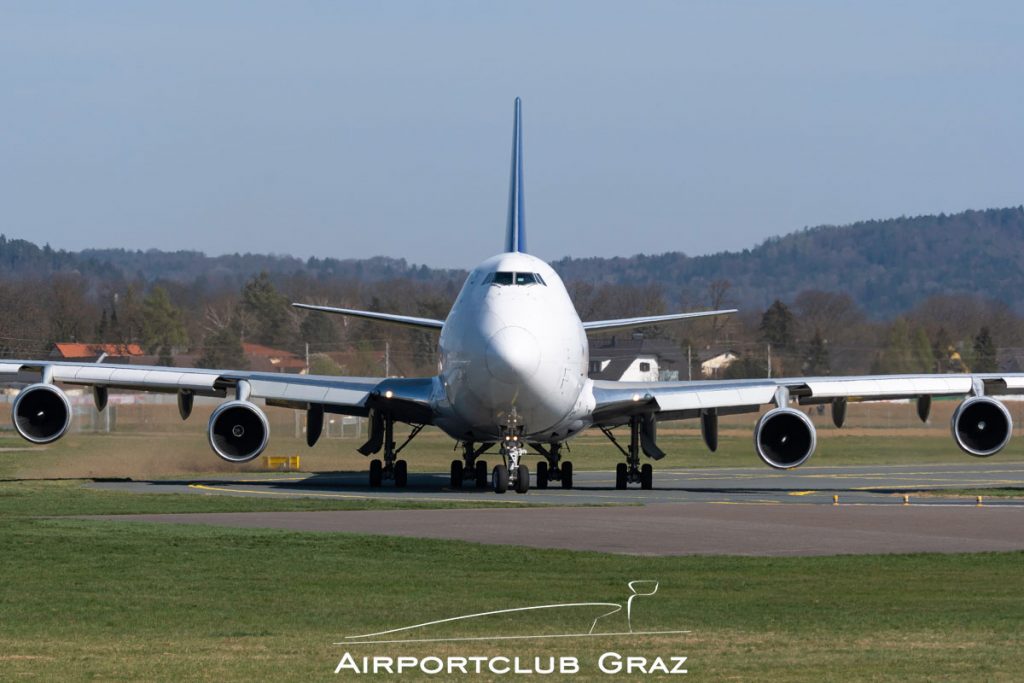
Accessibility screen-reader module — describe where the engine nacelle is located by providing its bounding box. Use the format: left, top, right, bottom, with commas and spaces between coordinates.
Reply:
208, 400, 270, 463
12, 383, 72, 444
754, 407, 817, 469
951, 396, 1011, 457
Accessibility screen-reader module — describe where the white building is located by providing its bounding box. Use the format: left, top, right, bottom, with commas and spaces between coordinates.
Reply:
588, 336, 680, 382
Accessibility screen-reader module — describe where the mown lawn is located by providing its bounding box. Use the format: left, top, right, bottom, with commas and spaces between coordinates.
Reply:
1, 517, 1022, 681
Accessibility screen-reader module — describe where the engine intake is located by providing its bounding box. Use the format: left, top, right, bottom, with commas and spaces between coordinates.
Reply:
208, 400, 270, 463
951, 396, 1011, 457
12, 384, 72, 444
754, 407, 817, 469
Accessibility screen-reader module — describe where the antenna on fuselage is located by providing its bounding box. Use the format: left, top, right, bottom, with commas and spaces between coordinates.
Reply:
504, 97, 526, 253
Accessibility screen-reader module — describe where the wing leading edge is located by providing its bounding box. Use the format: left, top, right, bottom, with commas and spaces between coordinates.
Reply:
582, 309, 737, 333
292, 303, 445, 331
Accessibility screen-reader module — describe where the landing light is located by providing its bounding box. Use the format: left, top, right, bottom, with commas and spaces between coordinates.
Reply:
384, 390, 394, 399
632, 393, 641, 402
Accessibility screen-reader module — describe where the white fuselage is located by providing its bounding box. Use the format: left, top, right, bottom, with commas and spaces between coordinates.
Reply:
434, 252, 594, 442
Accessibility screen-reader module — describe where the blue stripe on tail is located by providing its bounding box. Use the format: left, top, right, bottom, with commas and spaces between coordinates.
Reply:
504, 97, 526, 253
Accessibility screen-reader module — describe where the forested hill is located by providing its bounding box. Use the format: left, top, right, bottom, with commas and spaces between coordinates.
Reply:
553, 206, 1024, 316
2, 206, 1023, 316
0, 239, 463, 292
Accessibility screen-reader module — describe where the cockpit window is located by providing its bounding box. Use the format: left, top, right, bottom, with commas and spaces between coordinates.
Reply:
515, 273, 537, 285
483, 271, 546, 287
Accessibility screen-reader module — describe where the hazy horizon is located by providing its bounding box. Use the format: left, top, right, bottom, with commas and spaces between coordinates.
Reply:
4, 2, 1023, 267
8, 203, 1023, 270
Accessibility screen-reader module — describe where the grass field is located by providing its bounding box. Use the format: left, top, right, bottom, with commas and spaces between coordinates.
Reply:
2, 403, 1024, 680
1, 514, 1022, 681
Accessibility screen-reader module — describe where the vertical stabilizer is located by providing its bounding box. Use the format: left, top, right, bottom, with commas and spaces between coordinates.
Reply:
504, 97, 526, 253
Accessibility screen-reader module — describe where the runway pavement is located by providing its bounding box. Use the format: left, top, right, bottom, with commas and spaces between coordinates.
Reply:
90, 461, 1024, 507
85, 462, 1024, 556
87, 503, 1024, 556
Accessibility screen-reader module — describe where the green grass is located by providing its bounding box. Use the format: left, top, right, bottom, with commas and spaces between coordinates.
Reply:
922, 488, 1024, 499
0, 479, 543, 517
0, 518, 1021, 681
2, 414, 1023, 680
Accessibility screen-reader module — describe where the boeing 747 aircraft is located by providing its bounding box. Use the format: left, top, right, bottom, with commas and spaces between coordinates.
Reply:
4, 100, 1022, 493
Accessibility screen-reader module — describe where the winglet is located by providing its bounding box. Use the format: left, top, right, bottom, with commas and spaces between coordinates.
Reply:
504, 97, 526, 253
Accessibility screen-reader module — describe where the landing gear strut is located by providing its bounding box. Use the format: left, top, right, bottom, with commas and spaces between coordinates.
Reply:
363, 412, 422, 488
450, 441, 494, 489
529, 442, 573, 489
493, 416, 530, 494
600, 416, 654, 490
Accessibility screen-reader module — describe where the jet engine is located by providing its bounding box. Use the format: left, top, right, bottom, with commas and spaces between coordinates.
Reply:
754, 407, 817, 469
207, 400, 270, 463
12, 383, 72, 444
951, 396, 1011, 457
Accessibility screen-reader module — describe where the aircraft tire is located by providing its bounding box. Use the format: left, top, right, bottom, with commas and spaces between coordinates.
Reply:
536, 461, 548, 488
475, 461, 488, 489
395, 459, 408, 488
450, 459, 463, 488
493, 464, 509, 494
561, 461, 573, 489
369, 459, 383, 488
615, 462, 628, 490
641, 463, 653, 490
514, 465, 530, 494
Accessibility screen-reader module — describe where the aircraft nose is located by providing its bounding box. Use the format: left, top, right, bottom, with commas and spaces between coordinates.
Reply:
485, 326, 542, 384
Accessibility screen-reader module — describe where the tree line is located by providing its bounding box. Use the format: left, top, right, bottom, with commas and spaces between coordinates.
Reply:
0, 264, 1019, 379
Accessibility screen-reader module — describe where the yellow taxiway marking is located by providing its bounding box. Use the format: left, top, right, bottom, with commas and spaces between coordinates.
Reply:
788, 491, 815, 496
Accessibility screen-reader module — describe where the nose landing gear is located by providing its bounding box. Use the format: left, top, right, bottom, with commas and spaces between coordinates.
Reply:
494, 419, 530, 494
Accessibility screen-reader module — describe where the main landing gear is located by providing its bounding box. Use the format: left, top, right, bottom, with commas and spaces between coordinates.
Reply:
450, 441, 494, 490
358, 410, 423, 488
529, 442, 573, 489
600, 416, 657, 490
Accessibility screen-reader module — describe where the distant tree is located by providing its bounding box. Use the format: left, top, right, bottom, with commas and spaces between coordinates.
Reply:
911, 327, 935, 373
141, 286, 188, 365
932, 326, 953, 371
759, 300, 795, 348
723, 354, 769, 379
874, 319, 914, 374
96, 308, 109, 343
803, 329, 830, 376
47, 274, 94, 343
299, 309, 339, 349
196, 323, 248, 370
110, 286, 145, 345
794, 290, 866, 341
973, 327, 998, 372
308, 353, 343, 376
707, 279, 734, 343
239, 272, 292, 347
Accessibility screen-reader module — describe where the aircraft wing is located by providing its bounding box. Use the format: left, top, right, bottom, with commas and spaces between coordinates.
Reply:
591, 373, 1019, 424
292, 303, 445, 331
590, 372, 1024, 466
0, 360, 437, 424
582, 309, 736, 333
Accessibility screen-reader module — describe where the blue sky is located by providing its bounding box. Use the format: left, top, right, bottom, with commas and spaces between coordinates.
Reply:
2, 1, 1023, 267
